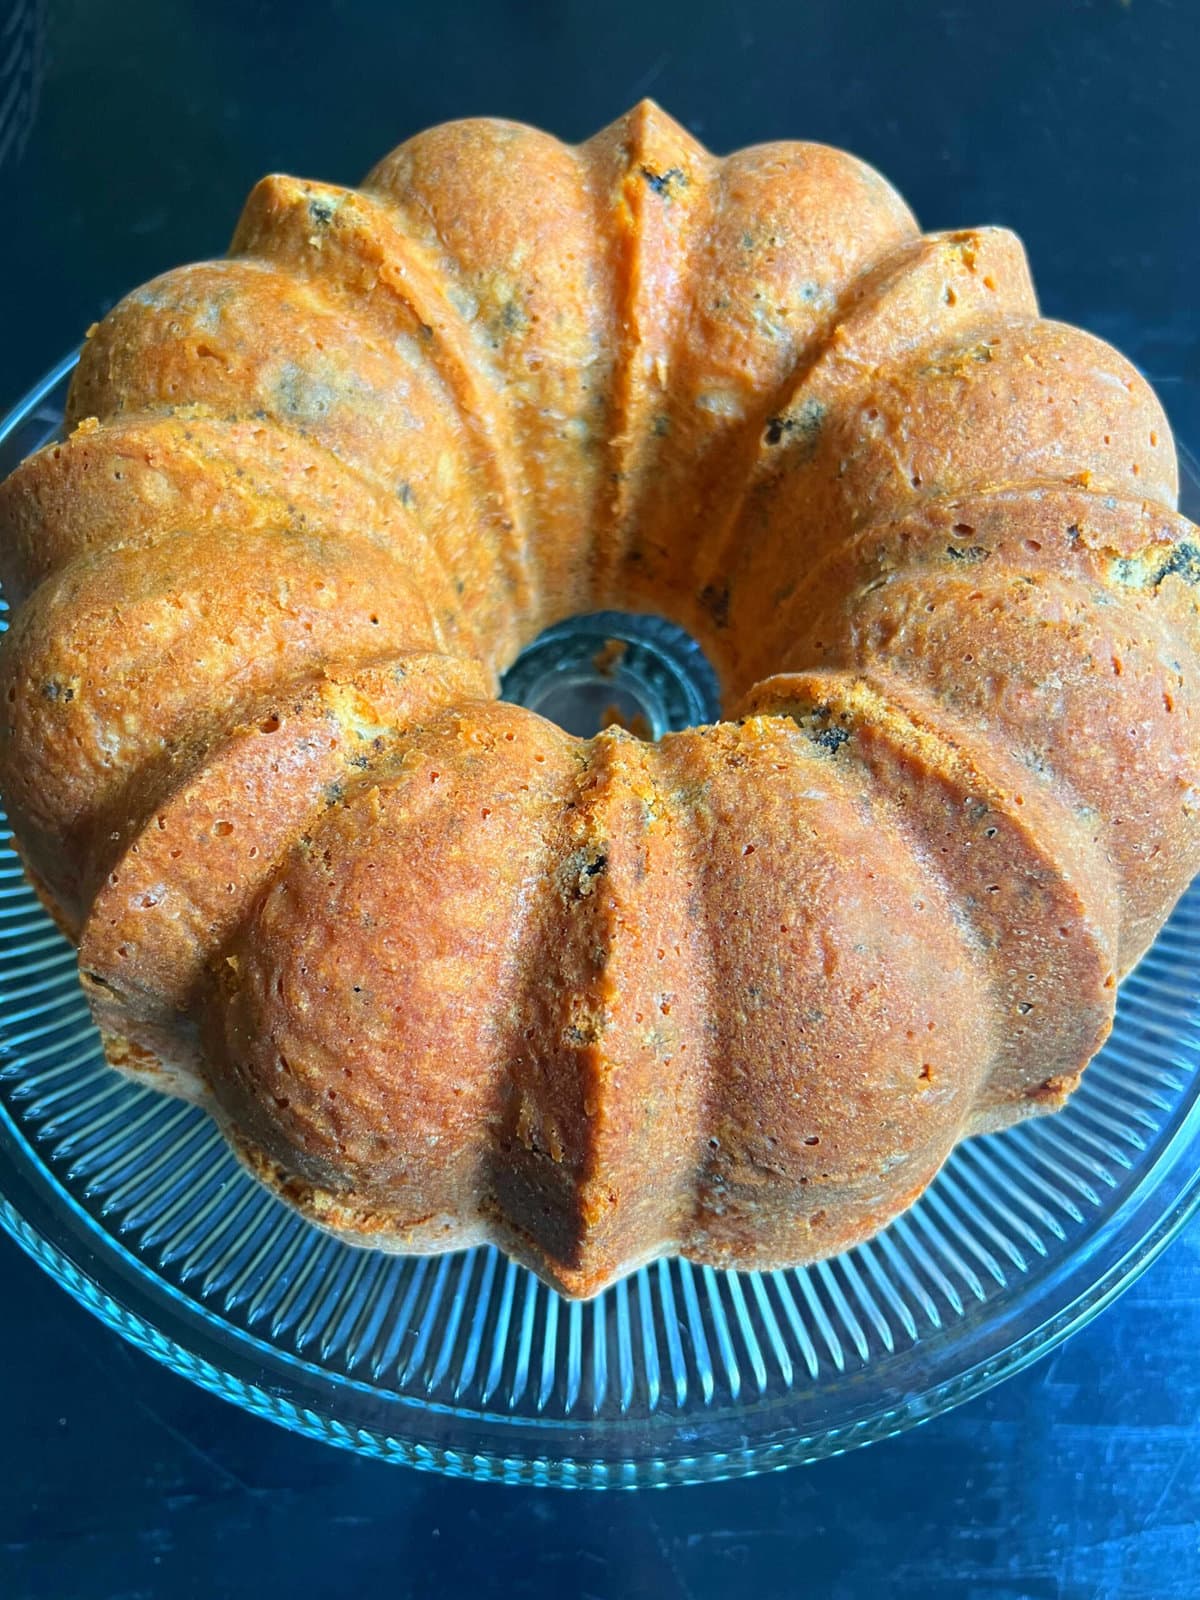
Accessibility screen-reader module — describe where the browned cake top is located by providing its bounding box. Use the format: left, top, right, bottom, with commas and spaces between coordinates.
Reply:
1, 102, 1197, 1295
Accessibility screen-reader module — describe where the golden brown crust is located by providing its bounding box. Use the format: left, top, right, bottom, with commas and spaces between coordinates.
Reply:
204, 703, 582, 1245
735, 673, 1117, 1109
366, 118, 621, 623
653, 716, 996, 1270
1, 100, 1198, 1295
0, 519, 445, 927
79, 654, 492, 1029
765, 488, 1200, 972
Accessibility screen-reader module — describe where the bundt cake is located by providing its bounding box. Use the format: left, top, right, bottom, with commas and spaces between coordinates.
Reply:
1, 101, 1198, 1298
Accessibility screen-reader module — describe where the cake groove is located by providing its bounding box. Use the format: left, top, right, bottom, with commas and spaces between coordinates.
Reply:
232, 176, 536, 659
365, 119, 621, 623
736, 667, 1117, 1110
687, 225, 1039, 611
0, 409, 462, 639
584, 101, 718, 605
617, 132, 918, 622
68, 263, 510, 646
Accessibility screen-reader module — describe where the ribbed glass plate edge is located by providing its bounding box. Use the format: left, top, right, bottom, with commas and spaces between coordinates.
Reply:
5, 1082, 1200, 1489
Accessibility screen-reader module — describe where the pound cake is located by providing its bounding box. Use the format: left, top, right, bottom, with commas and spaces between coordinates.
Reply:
1, 102, 1197, 1297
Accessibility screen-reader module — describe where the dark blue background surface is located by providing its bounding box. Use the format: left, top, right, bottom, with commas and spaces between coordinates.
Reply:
5, 1222, 1200, 1597
2, 1, 1199, 1594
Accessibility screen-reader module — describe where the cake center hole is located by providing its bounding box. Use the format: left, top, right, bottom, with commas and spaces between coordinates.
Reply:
500, 611, 720, 740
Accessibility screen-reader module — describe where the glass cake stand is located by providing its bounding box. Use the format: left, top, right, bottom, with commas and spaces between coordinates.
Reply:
2, 354, 1200, 1489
